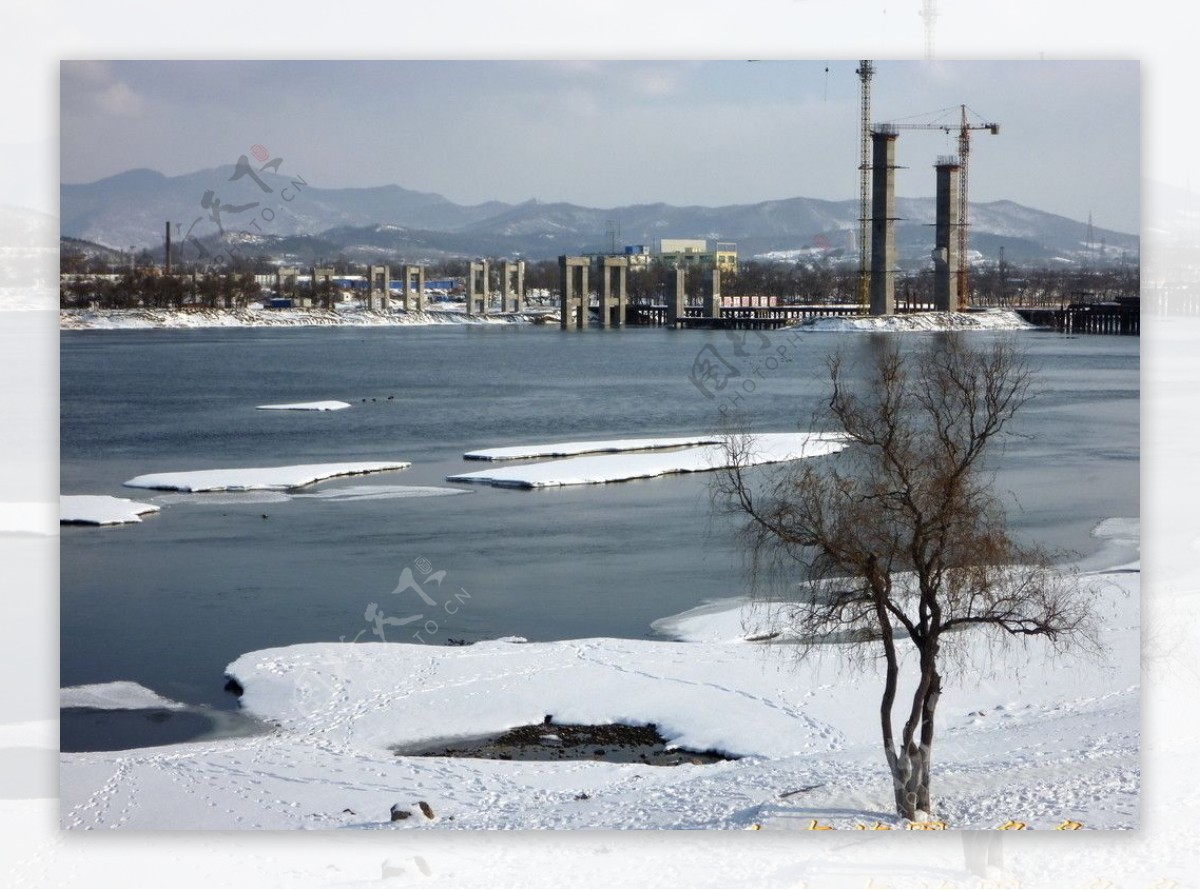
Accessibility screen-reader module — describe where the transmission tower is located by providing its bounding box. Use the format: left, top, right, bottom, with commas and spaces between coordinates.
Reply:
920, 0, 938, 59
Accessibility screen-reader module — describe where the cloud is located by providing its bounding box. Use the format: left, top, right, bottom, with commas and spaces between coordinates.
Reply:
62, 60, 144, 117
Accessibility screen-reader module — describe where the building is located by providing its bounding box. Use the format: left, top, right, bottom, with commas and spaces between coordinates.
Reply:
655, 239, 738, 272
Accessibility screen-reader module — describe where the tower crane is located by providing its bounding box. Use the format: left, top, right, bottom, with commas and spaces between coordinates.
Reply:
855, 61, 874, 311
882, 105, 999, 307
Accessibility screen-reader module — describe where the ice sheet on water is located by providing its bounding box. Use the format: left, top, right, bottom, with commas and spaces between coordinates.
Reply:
464, 435, 724, 461
448, 432, 847, 489
59, 495, 160, 526
123, 461, 412, 492
256, 401, 351, 411
292, 484, 469, 502
60, 681, 184, 711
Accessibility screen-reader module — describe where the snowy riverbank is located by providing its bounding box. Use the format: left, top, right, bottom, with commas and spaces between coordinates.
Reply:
59, 520, 1138, 831
59, 306, 543, 330
792, 310, 1036, 333
60, 307, 1037, 332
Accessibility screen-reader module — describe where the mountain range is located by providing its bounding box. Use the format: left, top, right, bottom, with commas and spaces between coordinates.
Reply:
60, 166, 1140, 266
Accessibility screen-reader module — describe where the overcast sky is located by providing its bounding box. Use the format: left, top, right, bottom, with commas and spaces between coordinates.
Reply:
60, 59, 1139, 234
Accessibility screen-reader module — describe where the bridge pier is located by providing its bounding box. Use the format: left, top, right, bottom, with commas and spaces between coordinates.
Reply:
367, 264, 390, 311
559, 256, 589, 330
467, 261, 489, 315
595, 256, 629, 328
702, 268, 722, 318
500, 260, 525, 313
401, 264, 425, 312
933, 157, 961, 312
666, 267, 687, 327
870, 128, 899, 316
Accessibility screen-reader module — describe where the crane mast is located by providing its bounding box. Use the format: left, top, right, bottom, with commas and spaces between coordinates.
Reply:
856, 61, 874, 311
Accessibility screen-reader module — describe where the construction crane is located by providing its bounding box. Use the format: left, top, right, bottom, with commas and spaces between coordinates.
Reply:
855, 61, 874, 311
883, 105, 999, 307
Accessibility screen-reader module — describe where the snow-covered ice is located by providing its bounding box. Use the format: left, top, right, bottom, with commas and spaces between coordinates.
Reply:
123, 461, 411, 492
256, 401, 351, 411
793, 310, 1035, 333
448, 432, 847, 488
292, 484, 469, 502
59, 495, 161, 525
60, 681, 184, 711
464, 435, 724, 461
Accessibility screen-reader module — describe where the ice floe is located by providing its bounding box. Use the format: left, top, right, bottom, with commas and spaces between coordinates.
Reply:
464, 436, 724, 461
292, 484, 469, 502
59, 495, 161, 526
256, 401, 351, 411
123, 461, 411, 492
448, 432, 847, 489
60, 681, 184, 711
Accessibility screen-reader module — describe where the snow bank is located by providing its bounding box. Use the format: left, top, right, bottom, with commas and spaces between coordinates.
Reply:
226, 637, 827, 760
256, 401, 351, 411
123, 461, 411, 492
60, 566, 1138, 830
60, 308, 535, 330
59, 495, 160, 525
793, 310, 1035, 333
448, 432, 847, 488
60, 681, 184, 711
465, 435, 724, 461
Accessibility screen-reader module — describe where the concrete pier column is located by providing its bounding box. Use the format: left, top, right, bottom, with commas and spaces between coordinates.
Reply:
870, 128, 899, 317
559, 256, 589, 330
702, 268, 721, 318
367, 264, 390, 311
276, 266, 299, 304
467, 261, 490, 315
595, 256, 629, 328
933, 157, 961, 313
666, 267, 687, 327
501, 260, 525, 313
401, 265, 426, 312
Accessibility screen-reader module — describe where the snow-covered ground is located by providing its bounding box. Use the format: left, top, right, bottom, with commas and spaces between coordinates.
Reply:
59, 494, 160, 525
256, 400, 351, 411
794, 309, 1036, 333
123, 461, 411, 492
58, 547, 1137, 830
448, 432, 847, 488
60, 307, 539, 330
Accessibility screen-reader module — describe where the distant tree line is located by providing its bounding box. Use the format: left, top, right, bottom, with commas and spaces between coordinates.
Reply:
60, 269, 262, 310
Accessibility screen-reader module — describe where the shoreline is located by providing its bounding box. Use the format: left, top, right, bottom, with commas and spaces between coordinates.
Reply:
60, 306, 1038, 333
59, 306, 548, 330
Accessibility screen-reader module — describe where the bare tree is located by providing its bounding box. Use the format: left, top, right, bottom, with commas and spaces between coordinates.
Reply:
713, 335, 1100, 820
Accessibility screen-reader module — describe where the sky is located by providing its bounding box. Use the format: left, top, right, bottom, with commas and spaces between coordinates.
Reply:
59, 59, 1140, 234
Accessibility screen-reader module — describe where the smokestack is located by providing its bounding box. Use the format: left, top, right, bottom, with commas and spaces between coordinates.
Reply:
165, 221, 172, 275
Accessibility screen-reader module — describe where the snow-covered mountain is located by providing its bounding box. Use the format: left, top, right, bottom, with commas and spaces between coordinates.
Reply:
61, 167, 1139, 264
